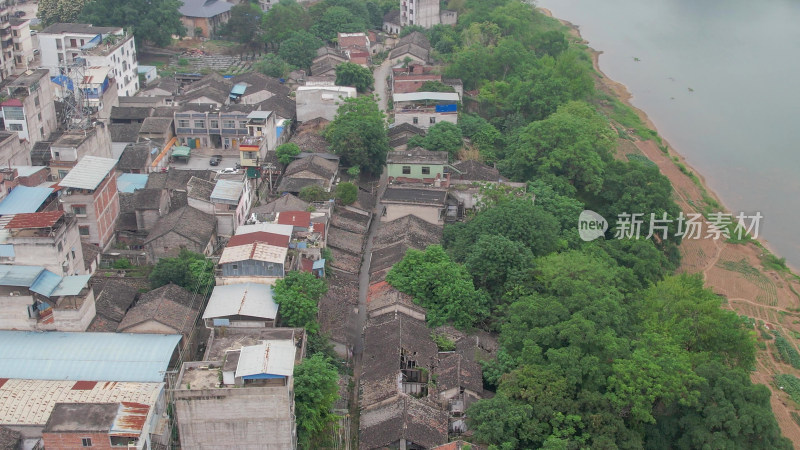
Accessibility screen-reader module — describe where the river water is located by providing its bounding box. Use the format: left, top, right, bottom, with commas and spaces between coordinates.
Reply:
536, 0, 800, 268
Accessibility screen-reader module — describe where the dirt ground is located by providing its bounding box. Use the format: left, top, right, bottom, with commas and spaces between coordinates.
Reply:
541, 8, 800, 445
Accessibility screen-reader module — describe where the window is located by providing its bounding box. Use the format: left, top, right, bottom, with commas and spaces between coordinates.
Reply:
34, 95, 40, 107
11, 30, 16, 37
81, 437, 92, 447
7, 123, 22, 131
79, 226, 90, 236
412, 117, 419, 124
223, 120, 236, 129
56, 40, 63, 50
72, 205, 87, 216
402, 166, 411, 175
37, 113, 42, 121
210, 119, 219, 129
58, 169, 69, 178
421, 166, 430, 175
57, 242, 63, 253
70, 39, 77, 47
243, 151, 257, 159
3, 106, 24, 120
72, 250, 76, 259
239, 121, 248, 129
194, 120, 205, 128
232, 264, 238, 270
430, 117, 436, 124
177, 119, 190, 128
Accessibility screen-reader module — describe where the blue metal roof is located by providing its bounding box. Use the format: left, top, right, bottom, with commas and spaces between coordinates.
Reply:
313, 259, 326, 270
50, 275, 92, 297
0, 245, 14, 258
0, 186, 54, 215
0, 331, 182, 382
117, 173, 149, 193
0, 265, 46, 287
29, 270, 62, 296
230, 83, 247, 96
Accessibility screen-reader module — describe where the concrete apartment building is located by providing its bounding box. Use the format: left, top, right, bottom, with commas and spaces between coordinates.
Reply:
58, 156, 120, 250
393, 92, 459, 130
295, 85, 357, 122
0, 210, 87, 275
0, 130, 28, 165
399, 0, 457, 28
174, 328, 305, 450
38, 23, 139, 96
0, 2, 34, 80
0, 68, 58, 143
49, 126, 113, 179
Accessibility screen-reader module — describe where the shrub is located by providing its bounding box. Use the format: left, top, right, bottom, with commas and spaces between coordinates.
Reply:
776, 373, 800, 403
775, 335, 800, 368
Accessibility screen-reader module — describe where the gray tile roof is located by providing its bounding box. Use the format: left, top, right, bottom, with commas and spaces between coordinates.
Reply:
179, 0, 233, 18
186, 176, 215, 202
134, 188, 164, 210
144, 206, 216, 247
92, 279, 139, 323
231, 72, 290, 97
284, 155, 338, 180
139, 117, 174, 134
109, 123, 142, 143
0, 425, 21, 450
256, 95, 296, 120
146, 169, 216, 191
451, 160, 503, 182
117, 143, 151, 171
251, 194, 309, 214
387, 123, 425, 138
117, 283, 197, 335
110, 106, 152, 121
383, 9, 401, 24
360, 396, 448, 450
397, 31, 431, 50
389, 43, 430, 62
381, 187, 446, 206
289, 132, 330, 154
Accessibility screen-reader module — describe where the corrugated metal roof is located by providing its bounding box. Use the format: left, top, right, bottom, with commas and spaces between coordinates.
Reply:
4, 210, 63, 229
230, 83, 247, 96
203, 283, 278, 321
0, 331, 181, 382
0, 186, 54, 215
235, 223, 293, 237
9, 166, 47, 177
0, 245, 14, 258
0, 265, 46, 287
117, 173, 149, 193
59, 156, 117, 190
235, 340, 295, 379
313, 259, 326, 270
210, 179, 243, 204
393, 92, 460, 102
218, 242, 287, 265
50, 275, 91, 297
29, 270, 61, 296
227, 231, 290, 248
276, 211, 311, 228
0, 378, 163, 426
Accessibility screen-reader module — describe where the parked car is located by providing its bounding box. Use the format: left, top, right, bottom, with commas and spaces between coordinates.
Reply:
13, 11, 25, 17
209, 155, 222, 166
218, 168, 238, 174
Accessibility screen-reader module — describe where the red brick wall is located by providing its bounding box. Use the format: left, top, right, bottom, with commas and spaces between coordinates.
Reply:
92, 173, 120, 248
42, 432, 113, 450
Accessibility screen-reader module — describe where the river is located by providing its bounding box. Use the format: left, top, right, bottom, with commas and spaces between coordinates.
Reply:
536, 0, 800, 268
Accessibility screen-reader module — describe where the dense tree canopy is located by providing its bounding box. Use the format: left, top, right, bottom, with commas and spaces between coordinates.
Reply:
222, 4, 264, 50
407, 122, 463, 157
278, 31, 323, 71
335, 62, 374, 93
262, 0, 311, 46
276, 143, 301, 165
294, 354, 340, 448
254, 54, 292, 78
149, 250, 213, 292
80, 0, 185, 47
335, 182, 358, 205
324, 96, 389, 174
39, 0, 89, 26
273, 271, 328, 332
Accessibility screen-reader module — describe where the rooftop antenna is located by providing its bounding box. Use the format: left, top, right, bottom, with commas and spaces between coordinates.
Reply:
58, 57, 91, 131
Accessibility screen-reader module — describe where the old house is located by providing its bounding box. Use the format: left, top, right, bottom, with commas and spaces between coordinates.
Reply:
230, 72, 290, 105
1, 210, 86, 276
58, 156, 120, 250
388, 123, 425, 151
117, 141, 157, 174
49, 127, 114, 180
202, 283, 278, 328
393, 92, 459, 130
311, 47, 347, 77
360, 396, 449, 450
295, 85, 357, 122
42, 402, 157, 450
174, 328, 304, 450
179, 0, 234, 38
251, 194, 309, 215
388, 32, 431, 66
381, 187, 447, 224
387, 148, 450, 185
277, 155, 339, 194
87, 279, 139, 332
367, 280, 426, 321
369, 214, 443, 282
383, 9, 402, 34
144, 206, 217, 262
134, 188, 170, 232
117, 283, 198, 344
138, 117, 175, 143
216, 242, 287, 285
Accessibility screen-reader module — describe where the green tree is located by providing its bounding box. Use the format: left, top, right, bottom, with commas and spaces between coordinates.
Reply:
324, 95, 390, 174
80, 0, 186, 47
276, 142, 301, 165
335, 182, 358, 205
149, 250, 213, 292
310, 6, 367, 41
464, 234, 533, 303
278, 31, 323, 71
533, 30, 569, 57
298, 185, 329, 202
418, 80, 456, 93
294, 354, 340, 448
254, 53, 293, 78
334, 62, 374, 93
262, 0, 311, 46
222, 3, 264, 51
39, 0, 88, 26
386, 245, 489, 328
410, 122, 463, 157
273, 271, 328, 332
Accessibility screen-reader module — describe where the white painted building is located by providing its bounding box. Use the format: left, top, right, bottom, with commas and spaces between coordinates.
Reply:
401, 0, 440, 28
38, 23, 139, 96
295, 85, 357, 122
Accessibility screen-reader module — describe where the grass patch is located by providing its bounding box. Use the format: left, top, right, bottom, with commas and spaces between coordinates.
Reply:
775, 373, 800, 403
625, 153, 656, 167
431, 333, 456, 352
598, 94, 660, 142
762, 253, 789, 273
792, 412, 800, 427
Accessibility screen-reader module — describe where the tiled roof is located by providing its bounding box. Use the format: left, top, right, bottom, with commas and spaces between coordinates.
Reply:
383, 9, 401, 24
289, 132, 330, 154
389, 43, 429, 62
451, 159, 503, 182
133, 188, 164, 210
387, 148, 448, 165
219, 242, 287, 265
397, 31, 431, 50
436, 353, 484, 394
109, 122, 142, 143
179, 0, 233, 19
186, 176, 215, 202
381, 188, 447, 205
5, 210, 64, 229
276, 177, 324, 194
360, 396, 448, 450
366, 281, 424, 318
110, 106, 152, 121
387, 123, 425, 138
283, 155, 338, 180
117, 143, 152, 171
139, 116, 173, 134
144, 206, 216, 246
318, 272, 359, 343
251, 194, 309, 215
231, 72, 290, 97
91, 279, 139, 324
118, 283, 197, 335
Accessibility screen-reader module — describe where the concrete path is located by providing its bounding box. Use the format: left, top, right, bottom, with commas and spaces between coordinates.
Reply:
373, 59, 393, 118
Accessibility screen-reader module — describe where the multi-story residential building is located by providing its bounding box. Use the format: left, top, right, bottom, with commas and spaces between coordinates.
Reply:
10, 18, 34, 73
0, 2, 17, 80
0, 68, 58, 143
38, 23, 139, 96
58, 156, 120, 250
175, 104, 259, 149
239, 110, 277, 169
400, 0, 440, 27
0, 210, 87, 275
0, 130, 28, 165
295, 85, 357, 122
49, 126, 113, 179
393, 92, 459, 130
174, 328, 304, 450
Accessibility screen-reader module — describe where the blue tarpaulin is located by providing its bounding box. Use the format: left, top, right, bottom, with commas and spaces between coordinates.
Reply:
435, 104, 458, 113
0, 186, 54, 215
51, 75, 74, 91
